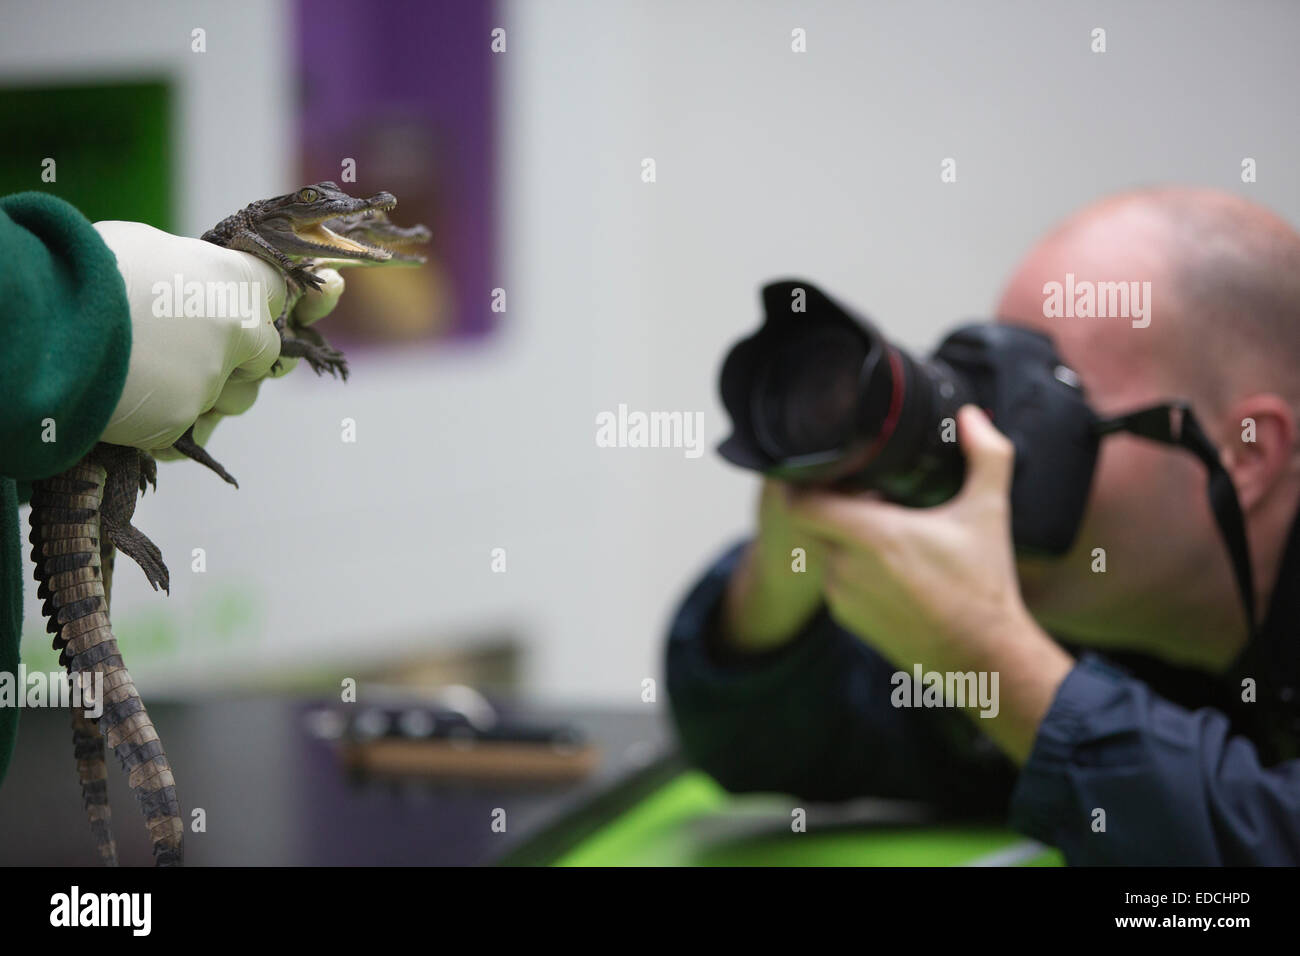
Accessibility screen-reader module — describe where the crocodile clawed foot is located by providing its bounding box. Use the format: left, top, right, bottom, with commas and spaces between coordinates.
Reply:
137, 451, 157, 494
103, 521, 170, 593
313, 348, 350, 381
287, 265, 325, 295
279, 337, 349, 380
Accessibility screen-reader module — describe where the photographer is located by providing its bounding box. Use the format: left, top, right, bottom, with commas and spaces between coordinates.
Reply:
666, 187, 1300, 865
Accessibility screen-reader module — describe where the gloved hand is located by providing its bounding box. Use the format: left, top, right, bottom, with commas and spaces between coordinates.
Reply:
91, 221, 345, 454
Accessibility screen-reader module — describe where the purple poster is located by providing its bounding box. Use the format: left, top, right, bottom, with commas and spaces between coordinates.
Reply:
296, 0, 497, 347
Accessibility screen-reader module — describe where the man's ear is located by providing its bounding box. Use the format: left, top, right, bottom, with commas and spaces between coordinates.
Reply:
1220, 394, 1298, 512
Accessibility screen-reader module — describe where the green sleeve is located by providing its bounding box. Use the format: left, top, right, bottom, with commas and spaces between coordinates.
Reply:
0, 191, 132, 481
0, 191, 131, 787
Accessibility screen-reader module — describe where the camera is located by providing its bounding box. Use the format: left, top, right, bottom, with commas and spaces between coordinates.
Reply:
717, 280, 1101, 556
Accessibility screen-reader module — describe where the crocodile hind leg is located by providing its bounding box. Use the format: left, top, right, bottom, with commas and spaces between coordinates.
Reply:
95, 446, 170, 591
29, 453, 184, 866
170, 426, 238, 489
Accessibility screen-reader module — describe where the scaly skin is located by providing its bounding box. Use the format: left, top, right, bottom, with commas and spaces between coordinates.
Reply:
69, 529, 120, 867
29, 446, 181, 866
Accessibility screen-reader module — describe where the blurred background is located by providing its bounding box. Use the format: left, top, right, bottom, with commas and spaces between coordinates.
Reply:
3, 0, 1300, 708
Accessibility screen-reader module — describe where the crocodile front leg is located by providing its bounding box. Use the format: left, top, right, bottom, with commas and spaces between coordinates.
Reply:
279, 330, 350, 380
223, 228, 324, 295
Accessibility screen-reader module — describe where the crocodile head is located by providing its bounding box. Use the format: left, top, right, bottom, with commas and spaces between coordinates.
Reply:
253, 182, 397, 262
322, 209, 432, 265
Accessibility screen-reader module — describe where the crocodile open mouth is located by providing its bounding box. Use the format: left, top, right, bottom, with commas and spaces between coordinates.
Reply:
294, 198, 398, 257
295, 221, 392, 257
295, 194, 422, 260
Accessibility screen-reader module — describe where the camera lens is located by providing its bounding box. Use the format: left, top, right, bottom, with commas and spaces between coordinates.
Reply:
718, 280, 970, 503
751, 326, 866, 459
719, 281, 1104, 553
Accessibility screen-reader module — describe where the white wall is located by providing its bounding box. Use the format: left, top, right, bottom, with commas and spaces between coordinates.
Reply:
10, 0, 1300, 702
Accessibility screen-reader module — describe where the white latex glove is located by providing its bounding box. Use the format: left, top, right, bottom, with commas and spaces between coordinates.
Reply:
91, 221, 345, 453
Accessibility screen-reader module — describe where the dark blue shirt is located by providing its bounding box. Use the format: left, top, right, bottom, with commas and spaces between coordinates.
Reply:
665, 541, 1300, 864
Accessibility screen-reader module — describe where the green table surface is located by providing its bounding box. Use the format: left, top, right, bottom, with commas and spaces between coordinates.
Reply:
551, 770, 1064, 867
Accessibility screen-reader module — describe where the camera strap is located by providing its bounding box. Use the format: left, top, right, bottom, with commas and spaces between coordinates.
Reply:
1095, 403, 1257, 640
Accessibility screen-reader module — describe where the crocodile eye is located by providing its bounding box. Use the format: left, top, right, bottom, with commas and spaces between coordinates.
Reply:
298, 188, 319, 202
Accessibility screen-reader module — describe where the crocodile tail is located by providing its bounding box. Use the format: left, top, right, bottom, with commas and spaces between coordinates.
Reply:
71, 535, 119, 866
28, 460, 184, 867
71, 705, 118, 865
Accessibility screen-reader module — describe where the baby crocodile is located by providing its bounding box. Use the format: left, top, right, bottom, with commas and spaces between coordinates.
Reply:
172, 184, 429, 481
30, 185, 427, 865
200, 181, 400, 380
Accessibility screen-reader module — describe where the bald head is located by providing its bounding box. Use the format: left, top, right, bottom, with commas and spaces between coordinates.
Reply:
1001, 190, 1300, 659
998, 187, 1300, 415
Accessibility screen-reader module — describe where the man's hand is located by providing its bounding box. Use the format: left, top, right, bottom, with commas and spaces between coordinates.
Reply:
91, 221, 344, 453
786, 405, 1073, 762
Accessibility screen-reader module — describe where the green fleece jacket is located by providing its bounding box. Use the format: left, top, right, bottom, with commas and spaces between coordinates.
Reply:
0, 192, 132, 785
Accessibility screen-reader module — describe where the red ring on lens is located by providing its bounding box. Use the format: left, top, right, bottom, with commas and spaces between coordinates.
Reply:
856, 346, 905, 467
